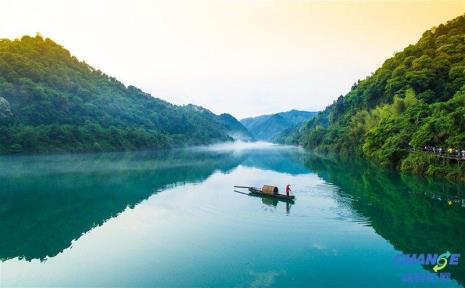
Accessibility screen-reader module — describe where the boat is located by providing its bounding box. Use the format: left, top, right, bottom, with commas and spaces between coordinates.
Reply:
248, 187, 295, 201
234, 185, 295, 201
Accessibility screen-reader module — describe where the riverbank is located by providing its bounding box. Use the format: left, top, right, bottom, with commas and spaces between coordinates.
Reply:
401, 151, 465, 183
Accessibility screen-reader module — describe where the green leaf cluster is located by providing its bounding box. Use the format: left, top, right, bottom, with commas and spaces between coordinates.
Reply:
293, 14, 465, 182
0, 35, 249, 154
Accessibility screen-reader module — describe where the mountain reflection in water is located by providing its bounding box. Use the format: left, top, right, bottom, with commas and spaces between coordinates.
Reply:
0, 145, 464, 287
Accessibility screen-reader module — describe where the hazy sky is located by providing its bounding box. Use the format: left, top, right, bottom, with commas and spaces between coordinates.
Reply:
1, 0, 464, 118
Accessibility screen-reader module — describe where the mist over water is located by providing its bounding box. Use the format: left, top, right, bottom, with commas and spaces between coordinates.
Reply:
0, 145, 464, 287
195, 140, 294, 152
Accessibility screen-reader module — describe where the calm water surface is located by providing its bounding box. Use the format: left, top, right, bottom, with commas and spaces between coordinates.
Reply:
0, 143, 464, 287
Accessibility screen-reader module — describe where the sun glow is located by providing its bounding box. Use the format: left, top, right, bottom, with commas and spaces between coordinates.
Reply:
1, 0, 463, 117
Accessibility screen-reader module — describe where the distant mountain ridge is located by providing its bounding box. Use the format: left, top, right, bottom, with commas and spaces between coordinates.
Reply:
218, 113, 254, 141
0, 35, 250, 154
241, 110, 317, 141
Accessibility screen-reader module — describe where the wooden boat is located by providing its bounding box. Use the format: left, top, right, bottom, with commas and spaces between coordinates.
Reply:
248, 187, 295, 200
234, 185, 295, 201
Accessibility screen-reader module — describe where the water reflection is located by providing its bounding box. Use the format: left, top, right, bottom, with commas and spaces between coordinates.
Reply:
242, 147, 310, 175
1, 146, 464, 287
304, 154, 465, 286
0, 146, 305, 262
0, 149, 245, 261
255, 195, 294, 215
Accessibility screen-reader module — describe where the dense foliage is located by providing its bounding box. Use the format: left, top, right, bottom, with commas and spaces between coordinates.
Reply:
0, 35, 250, 154
241, 110, 316, 141
287, 14, 465, 182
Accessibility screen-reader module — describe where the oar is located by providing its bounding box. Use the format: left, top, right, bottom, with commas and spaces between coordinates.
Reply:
233, 190, 250, 195
234, 185, 253, 189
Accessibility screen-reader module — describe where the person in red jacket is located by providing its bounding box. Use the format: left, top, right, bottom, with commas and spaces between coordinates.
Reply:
285, 184, 291, 196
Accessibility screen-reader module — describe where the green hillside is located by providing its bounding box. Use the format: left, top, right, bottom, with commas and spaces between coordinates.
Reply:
291, 14, 465, 182
0, 35, 249, 154
218, 113, 254, 141
241, 110, 317, 141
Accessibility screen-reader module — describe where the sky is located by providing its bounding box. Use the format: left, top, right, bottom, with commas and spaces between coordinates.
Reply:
1, 0, 464, 118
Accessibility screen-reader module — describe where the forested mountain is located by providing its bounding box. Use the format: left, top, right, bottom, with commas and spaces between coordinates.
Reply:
288, 14, 465, 181
217, 113, 254, 141
241, 110, 317, 141
0, 35, 250, 154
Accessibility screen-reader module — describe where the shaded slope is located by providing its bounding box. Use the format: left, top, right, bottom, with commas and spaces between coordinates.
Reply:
241, 110, 317, 141
0, 35, 243, 154
218, 113, 253, 140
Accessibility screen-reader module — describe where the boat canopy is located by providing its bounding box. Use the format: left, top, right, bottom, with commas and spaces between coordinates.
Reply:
261, 185, 278, 195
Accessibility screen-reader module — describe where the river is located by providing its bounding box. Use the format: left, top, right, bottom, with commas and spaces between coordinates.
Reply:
0, 143, 464, 287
